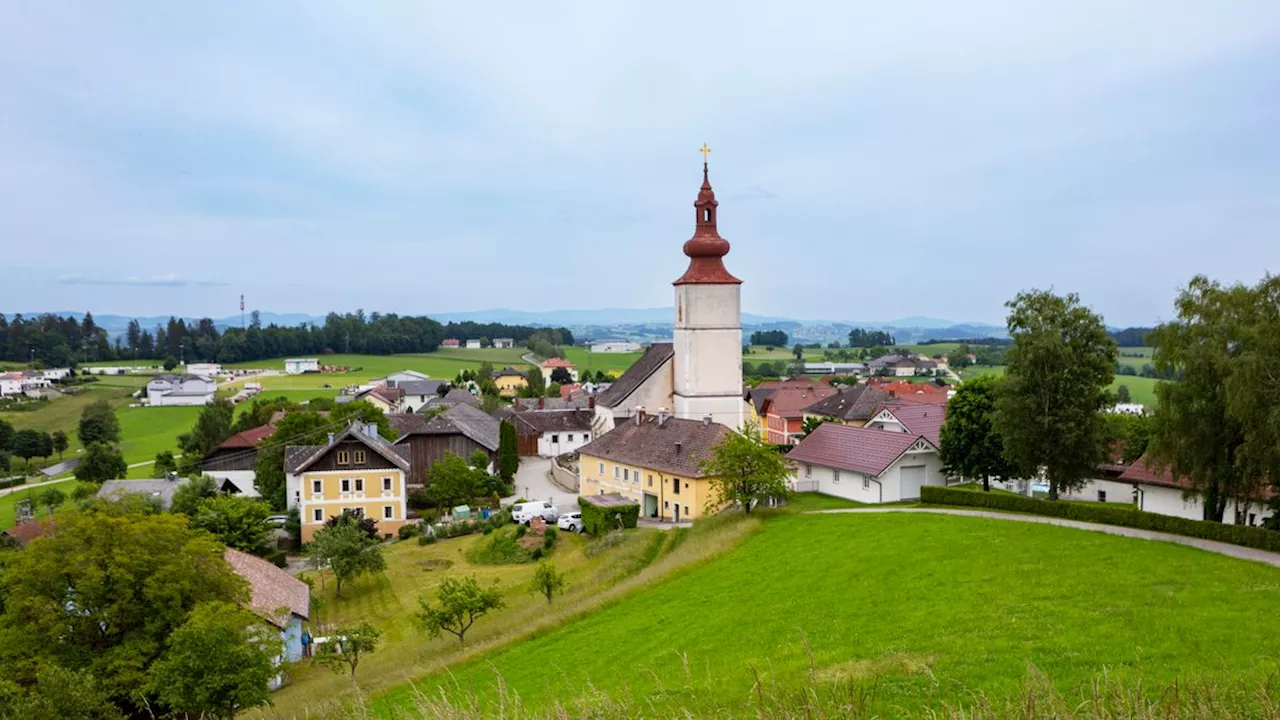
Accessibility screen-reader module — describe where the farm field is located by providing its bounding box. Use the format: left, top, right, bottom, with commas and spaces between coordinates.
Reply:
0, 478, 90, 529
375, 511, 1280, 716
0, 384, 138, 461
958, 365, 1160, 406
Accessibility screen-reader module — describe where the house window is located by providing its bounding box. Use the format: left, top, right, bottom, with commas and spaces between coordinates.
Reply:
383, 477, 393, 492
312, 479, 323, 494
1250, 513, 1257, 526
805, 464, 811, 478
337, 451, 351, 465
664, 501, 670, 510
354, 450, 367, 464
384, 506, 394, 519
862, 477, 869, 490
312, 508, 323, 522
584, 433, 590, 441
567, 434, 574, 442
552, 434, 560, 443
648, 474, 653, 487
673, 477, 680, 495
1098, 490, 1107, 503
614, 466, 619, 479
634, 470, 640, 485
684, 505, 690, 517
599, 462, 605, 476
354, 478, 364, 492
623, 468, 629, 481
340, 478, 351, 493
833, 470, 841, 484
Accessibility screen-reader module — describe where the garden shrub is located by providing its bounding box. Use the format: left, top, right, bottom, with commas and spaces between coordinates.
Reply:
516, 524, 527, 538
577, 497, 640, 536
921, 486, 1280, 552
466, 525, 538, 565
397, 524, 419, 541
418, 534, 437, 545
585, 530, 626, 557
531, 547, 543, 560
543, 526, 558, 549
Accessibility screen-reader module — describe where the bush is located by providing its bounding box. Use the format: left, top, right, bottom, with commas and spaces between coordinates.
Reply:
0, 477, 26, 490
418, 533, 437, 545
397, 524, 420, 541
577, 497, 640, 536
920, 486, 1280, 553
543, 525, 558, 549
264, 550, 288, 568
466, 525, 538, 565
482, 525, 493, 535
516, 524, 527, 538
585, 530, 626, 557
531, 547, 544, 560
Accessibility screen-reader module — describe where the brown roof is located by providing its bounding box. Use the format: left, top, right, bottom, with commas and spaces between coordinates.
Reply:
761, 386, 839, 419
787, 423, 936, 476
1118, 453, 1194, 491
578, 414, 729, 477
217, 423, 276, 449
4, 519, 54, 545
595, 343, 674, 408
513, 409, 595, 434
397, 403, 500, 451
366, 385, 404, 404
287, 422, 411, 473
387, 412, 428, 436
223, 547, 309, 628
540, 358, 575, 368
871, 403, 946, 447
803, 384, 893, 421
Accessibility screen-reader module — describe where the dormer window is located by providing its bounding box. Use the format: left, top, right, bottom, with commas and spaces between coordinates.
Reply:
336, 451, 351, 465
354, 450, 366, 464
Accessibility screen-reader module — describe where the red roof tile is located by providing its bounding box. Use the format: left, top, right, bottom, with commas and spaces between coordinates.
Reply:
871, 404, 946, 447
761, 386, 839, 419
1117, 453, 1194, 491
540, 358, 575, 368
217, 423, 276, 449
787, 423, 935, 476
4, 519, 54, 545
224, 548, 310, 628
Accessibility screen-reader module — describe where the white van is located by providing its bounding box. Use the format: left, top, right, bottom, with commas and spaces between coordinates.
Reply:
512, 500, 558, 525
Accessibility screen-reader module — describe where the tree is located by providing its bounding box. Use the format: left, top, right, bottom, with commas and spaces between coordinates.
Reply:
0, 664, 124, 720
0, 418, 13, 452
313, 622, 381, 681
469, 449, 491, 470
1116, 384, 1132, 404
1105, 412, 1151, 465
39, 486, 66, 516
308, 517, 386, 596
323, 508, 380, 540
415, 576, 505, 646
254, 411, 331, 510
78, 399, 121, 446
330, 400, 397, 441
179, 398, 235, 462
549, 367, 573, 385
799, 415, 825, 439
148, 602, 279, 719
50, 430, 68, 460
792, 344, 804, 361
498, 421, 519, 481
939, 374, 1010, 492
749, 330, 788, 346
699, 422, 791, 513
154, 449, 178, 477
546, 381, 562, 398
848, 328, 894, 348
521, 367, 546, 398
11, 429, 49, 468
192, 495, 273, 554
163, 355, 178, 371
996, 290, 1116, 500
73, 443, 128, 482
0, 504, 245, 711
428, 453, 482, 510
170, 474, 217, 516
528, 561, 566, 604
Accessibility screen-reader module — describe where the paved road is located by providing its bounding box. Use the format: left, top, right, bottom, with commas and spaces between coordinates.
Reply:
506, 457, 579, 514
815, 507, 1280, 568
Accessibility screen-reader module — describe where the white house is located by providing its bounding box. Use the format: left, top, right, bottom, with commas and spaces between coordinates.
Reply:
493, 338, 515, 349
804, 362, 866, 376
0, 373, 23, 397
867, 354, 938, 377
513, 409, 595, 457
396, 379, 447, 413
465, 339, 482, 349
786, 423, 945, 502
186, 362, 222, 377
590, 340, 642, 353
384, 370, 430, 386
539, 358, 578, 382
284, 358, 319, 374
40, 368, 72, 382
146, 374, 216, 406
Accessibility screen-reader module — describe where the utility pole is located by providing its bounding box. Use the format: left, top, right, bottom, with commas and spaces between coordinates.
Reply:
180, 344, 185, 366
240, 293, 246, 329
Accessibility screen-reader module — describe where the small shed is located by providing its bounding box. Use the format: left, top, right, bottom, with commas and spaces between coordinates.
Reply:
578, 493, 640, 534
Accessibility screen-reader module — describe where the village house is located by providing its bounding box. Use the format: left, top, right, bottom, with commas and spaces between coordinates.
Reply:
465, 339, 482, 349
146, 374, 216, 406
284, 358, 319, 374
590, 340, 642, 353
868, 379, 953, 403
493, 337, 515, 349
803, 361, 867, 376
384, 369, 431, 386
1, 370, 54, 397
539, 358, 578, 382
185, 362, 222, 377
357, 384, 404, 413
420, 387, 482, 413
863, 403, 946, 446
390, 404, 500, 487
396, 380, 447, 413
760, 382, 838, 445
222, 548, 310, 690
39, 367, 71, 382
492, 367, 528, 397
868, 354, 938, 377
0, 373, 22, 397
579, 411, 729, 522
441, 338, 461, 348
786, 423, 945, 502
285, 422, 411, 541
801, 383, 894, 427
200, 423, 276, 496
97, 477, 190, 509
511, 408, 595, 457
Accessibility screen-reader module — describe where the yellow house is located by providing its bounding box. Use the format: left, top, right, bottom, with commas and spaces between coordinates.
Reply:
578, 411, 730, 522
492, 367, 528, 398
285, 421, 411, 541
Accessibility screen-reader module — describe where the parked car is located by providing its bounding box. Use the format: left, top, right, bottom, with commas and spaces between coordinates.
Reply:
557, 511, 584, 533
512, 500, 558, 525
264, 515, 289, 528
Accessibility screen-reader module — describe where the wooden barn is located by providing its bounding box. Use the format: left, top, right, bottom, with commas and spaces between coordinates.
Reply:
391, 404, 500, 487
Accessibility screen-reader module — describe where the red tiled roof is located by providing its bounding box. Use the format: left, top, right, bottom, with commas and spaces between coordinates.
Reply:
224, 548, 309, 628
1118, 453, 1194, 491
761, 386, 839, 419
217, 423, 276, 449
540, 358, 575, 368
786, 423, 935, 476
871, 404, 946, 447
4, 519, 54, 545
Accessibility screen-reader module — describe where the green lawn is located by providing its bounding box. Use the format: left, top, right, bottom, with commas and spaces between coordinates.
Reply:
782, 491, 868, 513
0, 478, 88, 529
376, 512, 1280, 715
960, 364, 1006, 379
0, 385, 137, 462
960, 365, 1161, 407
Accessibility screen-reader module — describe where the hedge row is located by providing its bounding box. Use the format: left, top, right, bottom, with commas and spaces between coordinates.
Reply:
0, 477, 26, 491
920, 486, 1280, 553
578, 497, 639, 536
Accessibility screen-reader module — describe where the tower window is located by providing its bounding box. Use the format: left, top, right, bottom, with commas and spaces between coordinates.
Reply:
703, 208, 712, 222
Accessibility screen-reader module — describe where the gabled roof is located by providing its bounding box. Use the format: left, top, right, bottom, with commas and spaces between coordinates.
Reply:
870, 403, 946, 447
224, 548, 309, 628
787, 423, 936, 477
397, 379, 446, 396
216, 423, 277, 450
97, 479, 189, 509
396, 404, 500, 451
595, 343, 674, 408
802, 384, 892, 421
364, 385, 404, 405
539, 358, 575, 368
1118, 453, 1194, 491
492, 367, 526, 379
288, 422, 411, 473
4, 519, 54, 545
760, 386, 838, 419
512, 409, 595, 434
513, 396, 592, 411
577, 414, 729, 477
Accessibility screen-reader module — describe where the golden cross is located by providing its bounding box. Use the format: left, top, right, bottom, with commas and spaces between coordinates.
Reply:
699, 142, 711, 163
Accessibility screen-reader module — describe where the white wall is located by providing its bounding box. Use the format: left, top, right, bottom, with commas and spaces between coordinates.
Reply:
210, 470, 261, 497
794, 447, 944, 503
0, 378, 20, 396
1065, 478, 1275, 527
1061, 478, 1138, 506
537, 430, 593, 458
673, 283, 742, 429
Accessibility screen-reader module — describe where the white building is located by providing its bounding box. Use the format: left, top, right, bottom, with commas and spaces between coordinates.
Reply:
0, 374, 22, 397
284, 358, 320, 374
493, 338, 515, 349
186, 363, 222, 377
40, 368, 72, 382
384, 370, 430, 386
786, 423, 945, 502
465, 339, 482, 349
593, 160, 747, 434
146, 374, 216, 406
590, 341, 642, 353
513, 409, 595, 458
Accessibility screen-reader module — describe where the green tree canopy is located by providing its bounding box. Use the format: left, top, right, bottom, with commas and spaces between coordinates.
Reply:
148, 601, 280, 719
170, 474, 217, 516
330, 400, 397, 441
416, 575, 505, 645
699, 422, 791, 513
939, 374, 1010, 492
0, 664, 124, 720
996, 290, 1116, 500
51, 430, 68, 459
528, 561, 566, 604
521, 367, 546, 398
179, 398, 235, 463
254, 410, 331, 510
308, 516, 386, 596
429, 453, 483, 510
192, 495, 273, 554
11, 429, 51, 465
77, 399, 121, 446
73, 442, 127, 483
313, 622, 381, 680
1115, 384, 1131, 404
497, 421, 519, 481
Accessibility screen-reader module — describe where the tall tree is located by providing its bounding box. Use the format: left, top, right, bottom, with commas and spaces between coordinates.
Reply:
0, 417, 14, 452
1115, 384, 1131, 404
428, 453, 482, 510
521, 367, 546, 398
939, 374, 1010, 492
169, 475, 218, 516
313, 622, 381, 681
78, 399, 121, 446
191, 495, 273, 554
699, 422, 792, 513
50, 430, 68, 460
254, 411, 331, 510
996, 290, 1116, 500
498, 421, 519, 481
416, 576, 505, 646
179, 398, 235, 461
148, 602, 279, 720
308, 516, 386, 596
330, 400, 396, 441
11, 429, 50, 468
73, 443, 128, 483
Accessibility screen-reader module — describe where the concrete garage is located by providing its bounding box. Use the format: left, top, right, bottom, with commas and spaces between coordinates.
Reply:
786, 424, 945, 503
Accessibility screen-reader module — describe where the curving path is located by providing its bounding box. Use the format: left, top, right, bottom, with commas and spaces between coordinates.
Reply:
813, 507, 1280, 568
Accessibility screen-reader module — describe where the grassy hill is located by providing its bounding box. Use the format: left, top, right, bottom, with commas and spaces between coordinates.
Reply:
368, 511, 1280, 716
959, 365, 1162, 406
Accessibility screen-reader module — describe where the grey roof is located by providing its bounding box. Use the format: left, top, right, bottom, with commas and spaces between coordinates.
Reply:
595, 342, 674, 408
396, 403, 500, 451
577, 414, 729, 478
287, 422, 412, 474
396, 379, 446, 396
512, 409, 595, 434
513, 397, 592, 411
97, 478, 189, 510
802, 384, 893, 421
867, 354, 937, 370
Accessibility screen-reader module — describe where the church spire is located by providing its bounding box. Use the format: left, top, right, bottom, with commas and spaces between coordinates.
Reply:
675, 145, 741, 286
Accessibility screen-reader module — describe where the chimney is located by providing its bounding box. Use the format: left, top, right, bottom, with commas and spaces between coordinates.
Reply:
327, 432, 335, 445
658, 408, 670, 426
589, 396, 595, 409
636, 406, 646, 425
539, 397, 545, 410
674, 441, 682, 453
364, 422, 378, 438
703, 415, 712, 425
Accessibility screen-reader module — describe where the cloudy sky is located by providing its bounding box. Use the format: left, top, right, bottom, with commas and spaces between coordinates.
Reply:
2, 2, 1278, 327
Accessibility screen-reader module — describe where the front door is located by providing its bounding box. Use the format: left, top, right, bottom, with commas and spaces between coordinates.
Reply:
674, 503, 680, 522
643, 493, 658, 518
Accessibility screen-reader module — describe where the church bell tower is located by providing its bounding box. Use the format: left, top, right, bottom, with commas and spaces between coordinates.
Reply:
672, 145, 744, 429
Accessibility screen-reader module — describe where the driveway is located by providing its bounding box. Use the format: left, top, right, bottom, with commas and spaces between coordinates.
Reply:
507, 457, 580, 515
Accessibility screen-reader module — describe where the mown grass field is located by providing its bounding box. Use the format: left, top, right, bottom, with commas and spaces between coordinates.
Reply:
374, 512, 1280, 716
0, 477, 92, 528
958, 365, 1161, 406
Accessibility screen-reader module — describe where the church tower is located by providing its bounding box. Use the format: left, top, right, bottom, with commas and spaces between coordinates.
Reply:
672, 148, 744, 429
